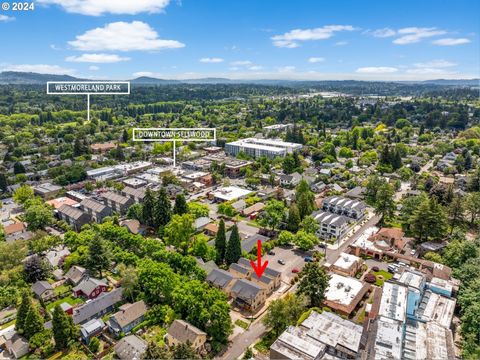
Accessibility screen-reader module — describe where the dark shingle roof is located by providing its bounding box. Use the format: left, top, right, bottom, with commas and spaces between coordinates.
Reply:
31, 281, 53, 296
206, 269, 235, 289
73, 288, 123, 324
231, 279, 263, 301
58, 204, 87, 220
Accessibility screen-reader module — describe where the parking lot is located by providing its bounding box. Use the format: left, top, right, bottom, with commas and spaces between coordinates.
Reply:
263, 246, 311, 283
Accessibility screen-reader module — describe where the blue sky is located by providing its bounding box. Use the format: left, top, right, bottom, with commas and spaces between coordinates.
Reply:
0, 0, 478, 80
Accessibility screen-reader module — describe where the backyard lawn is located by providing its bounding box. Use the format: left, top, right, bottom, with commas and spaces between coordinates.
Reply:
46, 295, 84, 312
372, 270, 393, 286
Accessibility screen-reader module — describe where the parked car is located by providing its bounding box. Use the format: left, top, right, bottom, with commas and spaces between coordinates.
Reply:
318, 243, 327, 249
291, 268, 300, 273
410, 249, 416, 256
278, 259, 286, 265
268, 250, 276, 255
304, 256, 313, 262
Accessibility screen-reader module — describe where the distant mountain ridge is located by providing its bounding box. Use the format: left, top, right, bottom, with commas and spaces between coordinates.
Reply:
0, 71, 478, 86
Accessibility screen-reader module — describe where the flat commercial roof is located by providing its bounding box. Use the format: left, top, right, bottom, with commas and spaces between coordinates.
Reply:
417, 290, 456, 328
403, 321, 455, 360
332, 252, 362, 270
374, 317, 403, 360
324, 273, 364, 306
212, 186, 252, 201
378, 282, 408, 322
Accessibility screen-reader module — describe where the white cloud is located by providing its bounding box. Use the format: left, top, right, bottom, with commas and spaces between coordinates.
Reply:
231, 60, 252, 66
68, 21, 184, 51
37, 0, 170, 16
66, 53, 130, 63
277, 66, 296, 73
272, 25, 355, 48
393, 27, 446, 44
308, 57, 325, 63
1, 64, 76, 75
406, 68, 456, 75
199, 57, 224, 63
432, 38, 471, 46
370, 28, 396, 38
88, 65, 99, 71
414, 60, 456, 68
356, 66, 398, 73
132, 71, 164, 78
248, 65, 263, 71
334, 41, 348, 46
0, 15, 15, 22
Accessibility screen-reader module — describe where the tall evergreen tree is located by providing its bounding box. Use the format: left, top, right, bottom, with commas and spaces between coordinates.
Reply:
143, 188, 155, 227
122, 129, 129, 143
287, 203, 301, 232
215, 219, 227, 264
225, 224, 241, 265
86, 238, 110, 278
24, 306, 44, 339
295, 180, 315, 219
298, 262, 330, 307
52, 304, 77, 350
154, 187, 172, 228
13, 162, 26, 175
374, 183, 396, 224
15, 292, 32, 334
173, 193, 188, 215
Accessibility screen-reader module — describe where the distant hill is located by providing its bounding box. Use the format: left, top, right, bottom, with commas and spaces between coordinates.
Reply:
420, 79, 479, 86
0, 71, 83, 84
130, 76, 180, 84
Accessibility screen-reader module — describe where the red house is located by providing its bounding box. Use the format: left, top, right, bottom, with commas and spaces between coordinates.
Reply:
73, 278, 108, 300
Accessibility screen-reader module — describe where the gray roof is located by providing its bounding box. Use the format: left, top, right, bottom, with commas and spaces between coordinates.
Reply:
73, 278, 107, 296
73, 288, 123, 324
114, 335, 147, 360
102, 191, 131, 205
230, 263, 250, 275
263, 266, 281, 278
167, 319, 206, 343
194, 216, 211, 229
65, 265, 86, 284
31, 281, 53, 296
322, 196, 366, 212
109, 301, 147, 329
206, 268, 235, 289
242, 234, 270, 253
231, 279, 264, 301
122, 186, 146, 199
80, 318, 105, 338
58, 204, 88, 220
313, 211, 349, 227
80, 198, 109, 213
237, 258, 252, 268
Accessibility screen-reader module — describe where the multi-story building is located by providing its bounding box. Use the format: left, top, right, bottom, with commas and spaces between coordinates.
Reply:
322, 196, 366, 219
101, 191, 134, 215
225, 138, 302, 159
312, 210, 349, 240
80, 198, 112, 223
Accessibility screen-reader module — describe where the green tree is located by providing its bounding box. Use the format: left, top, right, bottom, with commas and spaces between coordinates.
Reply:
298, 262, 330, 307
374, 183, 396, 224
171, 342, 199, 359
86, 237, 110, 278
118, 264, 139, 302
263, 293, 306, 336
225, 224, 241, 265
447, 195, 465, 233
24, 306, 44, 339
215, 219, 227, 263
258, 199, 285, 231
243, 347, 254, 359
13, 161, 26, 174
0, 173, 8, 192
154, 187, 172, 228
287, 203, 301, 232
300, 215, 319, 234
142, 341, 171, 360
164, 214, 194, 254
15, 292, 32, 334
127, 203, 144, 222
293, 230, 318, 251
295, 180, 315, 219
142, 188, 155, 227
52, 304, 77, 350
188, 201, 210, 219
364, 175, 386, 205
465, 192, 480, 226
13, 184, 34, 205
88, 337, 100, 353
173, 193, 188, 215
277, 230, 295, 246
410, 197, 447, 242
25, 203, 54, 230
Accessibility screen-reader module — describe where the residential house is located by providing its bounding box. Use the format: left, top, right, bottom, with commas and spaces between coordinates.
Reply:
4, 222, 32, 242
65, 265, 87, 286
241, 233, 270, 253
31, 281, 54, 301
230, 279, 266, 311
80, 318, 105, 344
241, 202, 265, 217
101, 191, 134, 214
4, 334, 29, 359
165, 320, 207, 351
114, 335, 147, 360
45, 246, 71, 268
90, 142, 116, 153
279, 172, 302, 187
120, 219, 149, 235
73, 278, 108, 300
194, 217, 211, 232
206, 269, 236, 294
72, 288, 124, 324
57, 204, 91, 231
229, 263, 252, 279
33, 182, 62, 199
80, 198, 112, 223
107, 300, 147, 336
321, 196, 366, 219
312, 211, 349, 241
121, 186, 147, 203
330, 252, 364, 277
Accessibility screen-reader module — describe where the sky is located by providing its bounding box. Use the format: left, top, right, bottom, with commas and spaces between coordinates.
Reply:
0, 0, 479, 81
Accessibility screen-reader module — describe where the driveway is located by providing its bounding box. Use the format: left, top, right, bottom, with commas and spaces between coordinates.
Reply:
263, 246, 309, 283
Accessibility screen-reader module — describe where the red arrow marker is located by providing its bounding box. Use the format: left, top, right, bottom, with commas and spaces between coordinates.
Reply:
250, 240, 269, 278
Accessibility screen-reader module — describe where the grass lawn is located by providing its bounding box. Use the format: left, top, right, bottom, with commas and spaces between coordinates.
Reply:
235, 319, 250, 330
143, 325, 167, 346
372, 270, 393, 286
0, 318, 15, 330
53, 284, 71, 296
46, 295, 84, 312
